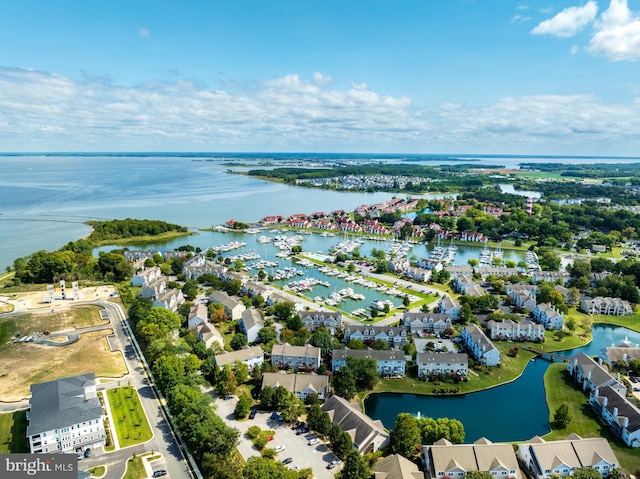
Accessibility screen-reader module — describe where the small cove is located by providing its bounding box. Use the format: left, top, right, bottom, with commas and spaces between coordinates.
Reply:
364, 324, 640, 442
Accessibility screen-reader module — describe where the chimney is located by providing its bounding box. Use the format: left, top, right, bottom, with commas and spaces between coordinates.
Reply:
613, 407, 618, 418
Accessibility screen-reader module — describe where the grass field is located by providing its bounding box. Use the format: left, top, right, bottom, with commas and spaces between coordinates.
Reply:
106, 387, 152, 448
86, 465, 106, 478
0, 410, 29, 453
0, 330, 127, 401
544, 363, 640, 473
122, 455, 147, 479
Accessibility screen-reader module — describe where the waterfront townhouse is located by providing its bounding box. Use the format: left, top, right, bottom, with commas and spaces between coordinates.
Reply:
238, 308, 263, 343
271, 343, 321, 372
195, 321, 224, 350
124, 250, 160, 262
26, 373, 106, 454
402, 312, 452, 337
187, 303, 208, 329
437, 296, 461, 320
423, 438, 520, 479
184, 263, 226, 281
590, 385, 640, 448
374, 454, 423, 479
332, 348, 406, 377
241, 281, 270, 299
403, 266, 431, 283
209, 290, 246, 320
487, 319, 545, 342
416, 352, 468, 379
533, 303, 565, 330
321, 395, 390, 454
460, 324, 500, 366
131, 266, 161, 286
214, 345, 264, 371
266, 292, 290, 306
343, 325, 408, 349
458, 231, 487, 242
517, 434, 619, 478
599, 344, 640, 368
300, 310, 342, 335
140, 278, 166, 299
453, 274, 475, 294
152, 288, 185, 312
505, 283, 537, 298
530, 271, 571, 285
388, 258, 410, 274
567, 353, 624, 394
261, 371, 330, 401
581, 296, 633, 316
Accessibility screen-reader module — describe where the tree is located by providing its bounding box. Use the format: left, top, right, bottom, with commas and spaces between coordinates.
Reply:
286, 314, 303, 331
347, 356, 379, 388
466, 472, 494, 479
572, 468, 603, 479
310, 330, 334, 356
372, 338, 389, 350
329, 424, 353, 460
347, 338, 366, 350
258, 327, 277, 345
337, 450, 370, 479
554, 402, 572, 429
332, 368, 357, 400
273, 301, 297, 323
230, 333, 248, 351
402, 295, 411, 307
216, 363, 237, 396
235, 393, 252, 419
459, 302, 474, 325
182, 279, 199, 300
417, 417, 465, 444
233, 361, 249, 384
391, 413, 421, 457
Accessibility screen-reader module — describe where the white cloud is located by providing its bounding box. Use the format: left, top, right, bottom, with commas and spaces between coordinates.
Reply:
0, 67, 638, 154
511, 14, 532, 23
139, 28, 150, 38
570, 44, 580, 54
531, 1, 598, 37
588, 0, 640, 61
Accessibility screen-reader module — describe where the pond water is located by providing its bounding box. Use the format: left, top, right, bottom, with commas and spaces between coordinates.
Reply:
364, 324, 640, 442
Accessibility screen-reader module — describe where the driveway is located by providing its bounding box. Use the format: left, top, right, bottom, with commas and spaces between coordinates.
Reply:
215, 396, 340, 479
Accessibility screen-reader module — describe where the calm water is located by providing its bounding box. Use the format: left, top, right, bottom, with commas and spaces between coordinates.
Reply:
365, 324, 640, 442
2, 153, 639, 270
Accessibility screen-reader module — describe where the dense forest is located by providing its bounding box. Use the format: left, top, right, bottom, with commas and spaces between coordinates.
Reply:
87, 218, 188, 242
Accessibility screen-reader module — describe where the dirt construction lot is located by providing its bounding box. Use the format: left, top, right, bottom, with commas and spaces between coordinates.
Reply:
0, 300, 127, 402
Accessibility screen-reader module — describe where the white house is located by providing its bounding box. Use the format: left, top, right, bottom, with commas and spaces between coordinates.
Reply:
533, 303, 565, 330
131, 266, 161, 286
239, 308, 264, 343
300, 310, 343, 335
416, 352, 468, 378
518, 434, 619, 478
215, 345, 264, 371
332, 348, 406, 377
140, 278, 166, 299
261, 372, 330, 401
209, 290, 246, 320
590, 385, 640, 448
581, 296, 633, 316
423, 438, 520, 479
26, 373, 106, 454
437, 296, 461, 320
195, 322, 224, 350
486, 319, 544, 342
271, 343, 322, 371
566, 353, 623, 394
187, 303, 208, 329
152, 288, 185, 312
343, 325, 408, 349
403, 312, 452, 337
460, 324, 500, 366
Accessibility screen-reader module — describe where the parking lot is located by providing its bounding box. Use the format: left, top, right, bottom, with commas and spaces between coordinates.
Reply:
215, 396, 341, 479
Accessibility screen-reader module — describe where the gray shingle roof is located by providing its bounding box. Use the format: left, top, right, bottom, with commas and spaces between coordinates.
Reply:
26, 373, 103, 437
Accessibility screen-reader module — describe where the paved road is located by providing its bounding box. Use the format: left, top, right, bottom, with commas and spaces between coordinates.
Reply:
79, 300, 192, 479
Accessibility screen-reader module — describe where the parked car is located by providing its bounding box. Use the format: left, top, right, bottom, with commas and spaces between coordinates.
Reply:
282, 457, 293, 465
275, 445, 286, 452
296, 425, 310, 435
84, 448, 91, 458
249, 410, 257, 419
153, 471, 167, 478
308, 437, 319, 446
224, 394, 234, 400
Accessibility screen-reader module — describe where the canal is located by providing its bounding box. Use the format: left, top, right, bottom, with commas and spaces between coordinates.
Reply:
364, 324, 640, 442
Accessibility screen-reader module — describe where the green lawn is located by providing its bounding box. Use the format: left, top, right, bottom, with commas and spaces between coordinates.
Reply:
544, 363, 640, 473
0, 410, 29, 453
86, 465, 106, 478
106, 387, 152, 448
122, 455, 147, 479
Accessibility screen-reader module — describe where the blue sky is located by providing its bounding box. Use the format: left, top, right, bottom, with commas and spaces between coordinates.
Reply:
1, 0, 639, 155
